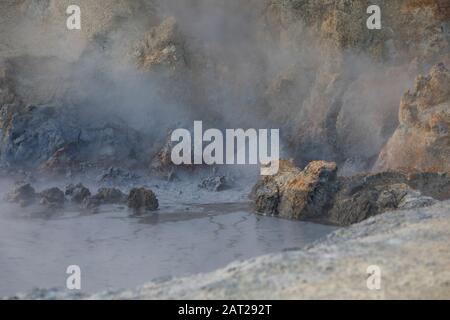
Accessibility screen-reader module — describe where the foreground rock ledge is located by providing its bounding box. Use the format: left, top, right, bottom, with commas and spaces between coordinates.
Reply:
9, 201, 450, 299
250, 160, 450, 226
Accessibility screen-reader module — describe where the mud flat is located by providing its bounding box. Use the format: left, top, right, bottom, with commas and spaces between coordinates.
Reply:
7, 200, 450, 300
91, 201, 450, 300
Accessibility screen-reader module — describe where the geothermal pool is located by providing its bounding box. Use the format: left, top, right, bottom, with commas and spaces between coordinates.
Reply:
0, 184, 336, 296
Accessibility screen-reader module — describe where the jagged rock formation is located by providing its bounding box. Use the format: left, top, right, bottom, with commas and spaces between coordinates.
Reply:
250, 160, 447, 226
0, 0, 449, 173
0, 103, 145, 170
376, 63, 450, 172
262, 0, 450, 167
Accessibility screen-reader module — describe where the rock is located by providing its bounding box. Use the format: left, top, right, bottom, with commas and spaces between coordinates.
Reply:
198, 176, 228, 192
133, 17, 185, 71
149, 132, 194, 178
6, 183, 37, 207
376, 63, 450, 172
0, 102, 145, 169
83, 188, 126, 210
39, 187, 65, 208
83, 197, 102, 212
94, 188, 126, 204
65, 183, 91, 204
251, 160, 447, 226
97, 167, 140, 187
39, 143, 80, 175
251, 160, 338, 221
83, 188, 127, 212
127, 187, 159, 212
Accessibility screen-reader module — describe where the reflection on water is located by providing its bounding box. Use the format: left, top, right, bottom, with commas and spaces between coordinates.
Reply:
0, 201, 336, 296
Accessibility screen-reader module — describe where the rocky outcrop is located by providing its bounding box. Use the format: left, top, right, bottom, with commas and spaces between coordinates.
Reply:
376, 63, 450, 172
0, 103, 145, 170
251, 160, 338, 221
261, 0, 450, 168
250, 160, 445, 226
267, 0, 450, 64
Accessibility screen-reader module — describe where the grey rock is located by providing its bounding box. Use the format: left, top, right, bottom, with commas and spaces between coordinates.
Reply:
127, 187, 159, 212
0, 103, 145, 170
65, 183, 91, 204
39, 187, 65, 208
6, 183, 37, 207
198, 176, 228, 192
83, 188, 126, 211
251, 160, 450, 226
97, 167, 140, 187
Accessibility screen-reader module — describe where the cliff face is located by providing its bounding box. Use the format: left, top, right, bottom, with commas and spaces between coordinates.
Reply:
376, 63, 450, 172
261, 0, 450, 169
0, 0, 449, 171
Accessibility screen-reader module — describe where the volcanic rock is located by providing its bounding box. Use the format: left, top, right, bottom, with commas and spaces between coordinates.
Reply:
39, 187, 65, 208
83, 188, 126, 210
133, 16, 185, 71
65, 183, 91, 204
127, 187, 159, 212
376, 63, 450, 172
198, 176, 228, 192
251, 160, 444, 226
98, 167, 140, 187
6, 183, 37, 207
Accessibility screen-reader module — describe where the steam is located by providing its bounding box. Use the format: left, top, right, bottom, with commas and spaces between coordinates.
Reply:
0, 0, 419, 172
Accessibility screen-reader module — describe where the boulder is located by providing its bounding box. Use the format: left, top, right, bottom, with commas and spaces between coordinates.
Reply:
251, 160, 444, 226
198, 176, 228, 192
251, 160, 338, 221
6, 183, 37, 207
127, 187, 159, 212
83, 188, 126, 209
39, 187, 65, 208
65, 183, 91, 204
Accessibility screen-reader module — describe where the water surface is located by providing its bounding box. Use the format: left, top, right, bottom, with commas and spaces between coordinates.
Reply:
0, 201, 336, 296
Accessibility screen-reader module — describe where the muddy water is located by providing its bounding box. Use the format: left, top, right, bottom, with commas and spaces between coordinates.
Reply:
0, 201, 336, 296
